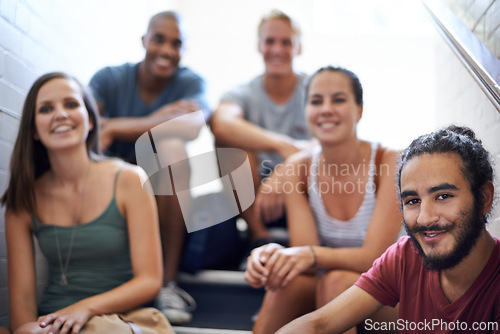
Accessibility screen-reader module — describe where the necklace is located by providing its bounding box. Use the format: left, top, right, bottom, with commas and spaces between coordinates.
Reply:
53, 163, 92, 286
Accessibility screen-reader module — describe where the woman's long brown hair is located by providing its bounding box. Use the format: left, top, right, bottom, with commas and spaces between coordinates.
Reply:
1, 72, 101, 214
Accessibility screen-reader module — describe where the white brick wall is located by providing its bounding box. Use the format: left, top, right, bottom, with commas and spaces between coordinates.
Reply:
435, 39, 500, 236
0, 0, 176, 327
445, 0, 500, 58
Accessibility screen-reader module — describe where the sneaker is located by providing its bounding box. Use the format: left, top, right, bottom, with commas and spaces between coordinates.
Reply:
156, 281, 197, 324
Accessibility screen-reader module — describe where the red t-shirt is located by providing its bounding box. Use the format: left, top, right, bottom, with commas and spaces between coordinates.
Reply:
356, 236, 500, 333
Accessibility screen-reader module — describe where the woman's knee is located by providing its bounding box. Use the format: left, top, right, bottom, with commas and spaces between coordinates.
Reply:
260, 275, 316, 313
13, 322, 44, 334
317, 269, 360, 305
261, 284, 293, 309
255, 276, 316, 334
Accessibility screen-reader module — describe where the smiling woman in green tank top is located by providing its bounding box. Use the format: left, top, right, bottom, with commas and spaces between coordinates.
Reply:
1, 72, 171, 333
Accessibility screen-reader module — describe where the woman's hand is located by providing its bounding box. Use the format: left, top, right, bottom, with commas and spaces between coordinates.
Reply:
244, 243, 284, 289
38, 304, 93, 334
264, 246, 316, 290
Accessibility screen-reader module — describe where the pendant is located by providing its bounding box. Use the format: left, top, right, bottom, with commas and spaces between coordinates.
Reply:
60, 274, 68, 286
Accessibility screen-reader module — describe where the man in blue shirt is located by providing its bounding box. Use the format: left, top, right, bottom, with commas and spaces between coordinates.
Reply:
89, 11, 208, 324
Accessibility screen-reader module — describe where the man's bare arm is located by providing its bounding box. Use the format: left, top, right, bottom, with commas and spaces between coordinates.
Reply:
211, 102, 303, 159
276, 285, 383, 334
98, 100, 203, 149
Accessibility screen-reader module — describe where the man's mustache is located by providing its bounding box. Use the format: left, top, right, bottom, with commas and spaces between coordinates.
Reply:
407, 223, 454, 234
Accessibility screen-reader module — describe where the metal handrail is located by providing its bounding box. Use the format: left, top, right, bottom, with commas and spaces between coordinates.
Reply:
422, 0, 500, 113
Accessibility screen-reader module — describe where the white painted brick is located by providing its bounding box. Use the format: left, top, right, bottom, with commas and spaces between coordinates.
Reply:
25, 0, 54, 24
0, 0, 16, 23
473, 12, 487, 42
485, 26, 500, 59
0, 111, 20, 142
0, 51, 4, 77
0, 142, 13, 171
44, 26, 67, 66
14, 2, 31, 34
434, 31, 500, 236
0, 177, 9, 222
4, 53, 37, 91
0, 80, 24, 116
55, 2, 74, 37
0, 112, 20, 144
467, 0, 494, 28
489, 218, 500, 238
483, 1, 499, 35
37, 52, 61, 77
21, 35, 47, 73
27, 11, 44, 45
0, 17, 22, 55
451, 0, 475, 22
47, 0, 66, 33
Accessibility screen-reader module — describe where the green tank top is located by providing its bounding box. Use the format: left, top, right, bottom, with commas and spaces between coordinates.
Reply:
32, 168, 132, 315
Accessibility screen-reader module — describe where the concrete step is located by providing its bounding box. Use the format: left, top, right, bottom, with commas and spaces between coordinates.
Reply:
175, 270, 264, 331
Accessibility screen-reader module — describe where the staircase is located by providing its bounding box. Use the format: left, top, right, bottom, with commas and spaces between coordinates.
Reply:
172, 270, 264, 334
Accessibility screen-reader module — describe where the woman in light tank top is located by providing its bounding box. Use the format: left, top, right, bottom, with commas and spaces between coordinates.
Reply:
245, 66, 402, 333
2, 73, 172, 333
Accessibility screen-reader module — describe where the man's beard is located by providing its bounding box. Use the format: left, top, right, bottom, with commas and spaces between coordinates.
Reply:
403, 201, 485, 271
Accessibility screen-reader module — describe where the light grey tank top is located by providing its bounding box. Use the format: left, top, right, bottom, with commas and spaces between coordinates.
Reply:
308, 142, 378, 248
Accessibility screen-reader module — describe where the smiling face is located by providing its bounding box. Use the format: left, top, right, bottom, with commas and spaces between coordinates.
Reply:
34, 78, 92, 152
400, 153, 485, 270
258, 18, 300, 77
305, 70, 362, 145
142, 16, 182, 80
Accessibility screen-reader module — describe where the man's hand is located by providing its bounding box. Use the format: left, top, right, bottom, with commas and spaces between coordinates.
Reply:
273, 136, 316, 159
154, 99, 200, 118
99, 117, 114, 151
273, 134, 302, 159
255, 176, 285, 224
